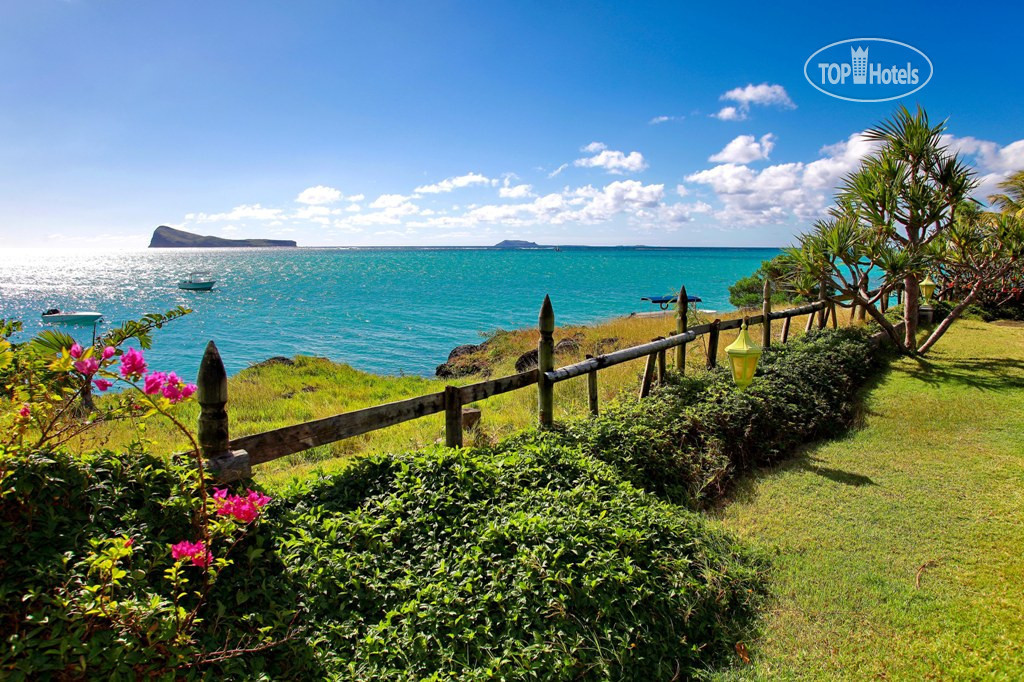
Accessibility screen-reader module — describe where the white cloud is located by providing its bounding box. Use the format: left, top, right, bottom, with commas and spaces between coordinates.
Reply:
709, 133, 776, 163
296, 185, 343, 205
649, 115, 683, 125
581, 141, 607, 153
347, 194, 365, 202
345, 204, 362, 212
676, 184, 689, 197
712, 106, 745, 121
187, 204, 284, 223
942, 135, 1024, 201
499, 177, 534, 199
686, 132, 876, 224
574, 146, 648, 174
548, 163, 569, 178
713, 83, 795, 121
370, 193, 415, 209
414, 172, 491, 194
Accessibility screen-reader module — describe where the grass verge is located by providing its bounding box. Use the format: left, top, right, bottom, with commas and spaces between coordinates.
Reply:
710, 319, 1024, 679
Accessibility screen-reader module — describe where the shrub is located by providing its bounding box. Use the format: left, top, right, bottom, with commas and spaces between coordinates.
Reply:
522, 328, 877, 506
2, 443, 767, 680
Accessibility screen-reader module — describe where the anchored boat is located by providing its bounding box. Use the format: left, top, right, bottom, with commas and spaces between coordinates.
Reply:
178, 271, 216, 291
41, 309, 103, 325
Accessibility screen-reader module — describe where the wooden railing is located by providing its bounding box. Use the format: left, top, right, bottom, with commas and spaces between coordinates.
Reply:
195, 285, 830, 480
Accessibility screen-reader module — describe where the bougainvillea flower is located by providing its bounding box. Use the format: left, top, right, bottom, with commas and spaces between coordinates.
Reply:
93, 378, 113, 392
69, 343, 83, 359
102, 346, 116, 360
18, 404, 30, 418
143, 371, 167, 395
170, 540, 211, 567
212, 488, 271, 523
74, 358, 99, 376
120, 348, 147, 378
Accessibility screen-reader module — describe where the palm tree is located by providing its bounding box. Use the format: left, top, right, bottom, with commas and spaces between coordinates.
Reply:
988, 170, 1024, 218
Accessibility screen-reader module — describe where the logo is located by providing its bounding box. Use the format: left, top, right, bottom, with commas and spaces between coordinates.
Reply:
804, 38, 932, 102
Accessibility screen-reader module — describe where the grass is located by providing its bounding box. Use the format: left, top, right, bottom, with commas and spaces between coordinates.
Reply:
709, 319, 1024, 679
84, 304, 825, 490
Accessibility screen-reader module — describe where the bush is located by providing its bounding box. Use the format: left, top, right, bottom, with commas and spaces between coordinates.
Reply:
728, 256, 805, 309
523, 328, 877, 506
1, 444, 767, 680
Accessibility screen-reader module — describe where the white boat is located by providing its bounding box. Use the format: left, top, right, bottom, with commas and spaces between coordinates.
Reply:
178, 271, 216, 291
41, 309, 103, 325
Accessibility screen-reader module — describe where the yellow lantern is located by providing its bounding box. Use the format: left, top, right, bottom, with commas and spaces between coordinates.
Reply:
724, 318, 762, 390
920, 275, 937, 304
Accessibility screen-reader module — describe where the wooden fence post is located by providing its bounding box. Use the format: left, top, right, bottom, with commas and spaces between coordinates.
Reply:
538, 295, 555, 428
196, 341, 250, 481
586, 355, 598, 415
675, 284, 687, 373
656, 335, 667, 383
780, 314, 792, 343
444, 385, 463, 447
762, 278, 772, 348
817, 276, 828, 329
639, 352, 657, 398
706, 319, 721, 369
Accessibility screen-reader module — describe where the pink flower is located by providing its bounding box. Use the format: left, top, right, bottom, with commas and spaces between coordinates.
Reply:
120, 348, 147, 378
74, 358, 99, 376
93, 378, 113, 392
143, 371, 167, 395
170, 540, 211, 567
102, 346, 116, 360
213, 488, 271, 523
69, 343, 83, 359
18, 404, 31, 418
181, 384, 197, 399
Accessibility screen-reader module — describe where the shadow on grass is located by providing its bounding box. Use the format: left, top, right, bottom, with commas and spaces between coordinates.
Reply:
900, 355, 1024, 392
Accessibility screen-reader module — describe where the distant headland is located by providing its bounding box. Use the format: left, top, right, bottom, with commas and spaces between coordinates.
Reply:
492, 239, 541, 248
149, 225, 298, 248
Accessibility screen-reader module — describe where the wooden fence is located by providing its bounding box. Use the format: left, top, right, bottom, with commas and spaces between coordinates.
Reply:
196, 286, 830, 481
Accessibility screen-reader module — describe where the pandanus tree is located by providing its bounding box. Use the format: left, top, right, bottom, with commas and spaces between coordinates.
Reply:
780, 105, 1023, 354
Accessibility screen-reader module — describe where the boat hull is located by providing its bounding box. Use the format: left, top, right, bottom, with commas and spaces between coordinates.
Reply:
42, 312, 103, 325
178, 281, 216, 291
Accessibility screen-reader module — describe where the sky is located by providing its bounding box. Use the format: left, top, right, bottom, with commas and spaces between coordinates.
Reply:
1, 0, 1022, 249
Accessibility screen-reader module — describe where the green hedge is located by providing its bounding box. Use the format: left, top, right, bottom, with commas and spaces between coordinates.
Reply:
2, 443, 766, 680
520, 328, 878, 506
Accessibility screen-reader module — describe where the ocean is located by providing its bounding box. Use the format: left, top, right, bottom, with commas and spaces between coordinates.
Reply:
0, 247, 778, 380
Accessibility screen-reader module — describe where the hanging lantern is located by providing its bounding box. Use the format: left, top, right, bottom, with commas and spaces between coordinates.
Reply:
724, 318, 762, 390
920, 275, 937, 304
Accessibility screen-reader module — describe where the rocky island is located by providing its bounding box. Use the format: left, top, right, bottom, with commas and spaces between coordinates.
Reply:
148, 225, 297, 248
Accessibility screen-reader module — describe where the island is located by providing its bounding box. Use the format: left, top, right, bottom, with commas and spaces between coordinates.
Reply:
148, 226, 297, 248
492, 240, 541, 248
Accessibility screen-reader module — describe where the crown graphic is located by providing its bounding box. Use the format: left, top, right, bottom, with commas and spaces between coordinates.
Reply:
851, 46, 868, 84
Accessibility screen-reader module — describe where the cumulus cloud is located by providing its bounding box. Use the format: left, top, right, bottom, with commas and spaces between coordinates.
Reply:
686, 132, 877, 223
649, 115, 684, 125
712, 83, 795, 121
574, 144, 648, 174
941, 135, 1024, 201
370, 193, 416, 209
709, 133, 776, 163
414, 172, 491, 194
187, 204, 284, 223
296, 185, 343, 205
499, 182, 534, 199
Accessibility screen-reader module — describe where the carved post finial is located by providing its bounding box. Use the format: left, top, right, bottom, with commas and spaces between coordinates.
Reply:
538, 295, 555, 428
196, 340, 251, 482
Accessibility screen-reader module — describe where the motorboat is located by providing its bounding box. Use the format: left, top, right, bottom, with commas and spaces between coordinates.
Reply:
41, 309, 103, 325
178, 271, 216, 291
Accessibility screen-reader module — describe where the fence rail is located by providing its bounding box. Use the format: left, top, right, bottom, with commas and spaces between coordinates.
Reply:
196, 290, 830, 480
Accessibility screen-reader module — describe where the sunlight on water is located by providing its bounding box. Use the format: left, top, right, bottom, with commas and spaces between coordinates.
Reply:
0, 247, 777, 380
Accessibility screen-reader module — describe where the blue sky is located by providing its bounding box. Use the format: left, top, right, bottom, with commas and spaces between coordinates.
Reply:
1, 1, 1022, 249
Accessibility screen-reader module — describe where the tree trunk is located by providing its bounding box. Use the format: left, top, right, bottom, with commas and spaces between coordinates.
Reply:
903, 275, 920, 348
916, 279, 984, 354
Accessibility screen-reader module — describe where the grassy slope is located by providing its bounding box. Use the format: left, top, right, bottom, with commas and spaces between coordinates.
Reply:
87, 306, 822, 490
710, 319, 1024, 679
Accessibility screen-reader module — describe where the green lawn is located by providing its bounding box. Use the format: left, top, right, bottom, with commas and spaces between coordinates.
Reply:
711, 319, 1024, 679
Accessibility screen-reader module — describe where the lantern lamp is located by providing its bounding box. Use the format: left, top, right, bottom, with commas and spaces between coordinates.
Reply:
724, 318, 762, 390
920, 275, 937, 304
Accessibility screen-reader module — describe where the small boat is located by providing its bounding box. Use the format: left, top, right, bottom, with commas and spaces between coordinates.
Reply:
41, 309, 103, 325
642, 294, 702, 311
178, 271, 216, 291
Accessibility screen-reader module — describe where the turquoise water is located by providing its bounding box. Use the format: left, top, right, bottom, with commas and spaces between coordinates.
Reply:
0, 247, 776, 380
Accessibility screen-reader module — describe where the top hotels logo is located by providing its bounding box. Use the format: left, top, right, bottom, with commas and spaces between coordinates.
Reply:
804, 38, 932, 102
